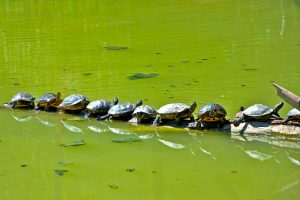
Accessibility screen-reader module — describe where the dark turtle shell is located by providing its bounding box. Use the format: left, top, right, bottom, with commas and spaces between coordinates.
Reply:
58, 94, 90, 111
86, 97, 118, 115
97, 99, 142, 120
287, 108, 300, 119
86, 100, 113, 114
36, 92, 62, 109
157, 102, 196, 119
11, 92, 35, 102
233, 102, 283, 127
132, 105, 157, 121
243, 104, 273, 118
108, 103, 135, 117
9, 92, 35, 108
133, 105, 157, 115
198, 103, 227, 122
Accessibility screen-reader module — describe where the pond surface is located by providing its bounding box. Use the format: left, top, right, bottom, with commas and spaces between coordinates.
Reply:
0, 0, 300, 199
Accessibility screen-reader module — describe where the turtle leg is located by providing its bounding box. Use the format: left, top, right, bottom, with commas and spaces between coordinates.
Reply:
175, 116, 181, 125
189, 114, 194, 121
153, 115, 161, 126
97, 114, 110, 121
137, 114, 145, 124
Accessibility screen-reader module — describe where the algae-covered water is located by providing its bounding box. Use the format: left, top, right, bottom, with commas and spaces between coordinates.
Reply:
0, 0, 300, 199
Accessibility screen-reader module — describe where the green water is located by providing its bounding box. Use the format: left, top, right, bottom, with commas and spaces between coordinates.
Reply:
0, 0, 300, 199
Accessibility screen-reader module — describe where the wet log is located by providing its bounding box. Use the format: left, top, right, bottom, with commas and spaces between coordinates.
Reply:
273, 83, 300, 110
212, 121, 300, 140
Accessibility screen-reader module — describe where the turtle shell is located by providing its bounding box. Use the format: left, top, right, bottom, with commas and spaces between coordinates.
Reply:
198, 103, 227, 122
243, 104, 273, 118
133, 105, 157, 116
11, 92, 35, 102
287, 108, 300, 119
9, 92, 35, 108
108, 103, 135, 117
58, 94, 89, 110
157, 103, 191, 119
86, 100, 113, 114
37, 93, 57, 103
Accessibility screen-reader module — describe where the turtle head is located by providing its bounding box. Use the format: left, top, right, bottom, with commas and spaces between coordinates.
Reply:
190, 101, 197, 112
113, 97, 118, 105
273, 102, 284, 114
136, 99, 143, 107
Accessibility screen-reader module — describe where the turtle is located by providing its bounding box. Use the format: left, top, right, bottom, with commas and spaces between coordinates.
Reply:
283, 108, 300, 124
36, 92, 62, 111
189, 103, 227, 129
84, 97, 118, 117
153, 102, 197, 126
97, 99, 142, 120
4, 92, 35, 109
132, 105, 157, 123
233, 102, 284, 127
57, 94, 90, 111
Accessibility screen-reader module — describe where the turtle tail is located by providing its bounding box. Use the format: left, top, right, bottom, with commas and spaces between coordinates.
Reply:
273, 102, 284, 116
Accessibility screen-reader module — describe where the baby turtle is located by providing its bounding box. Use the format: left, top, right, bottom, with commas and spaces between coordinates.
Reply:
57, 94, 90, 111
5, 92, 35, 109
97, 100, 142, 120
85, 97, 118, 117
283, 108, 300, 123
132, 105, 157, 123
153, 102, 197, 126
189, 103, 227, 129
36, 92, 62, 111
233, 102, 284, 126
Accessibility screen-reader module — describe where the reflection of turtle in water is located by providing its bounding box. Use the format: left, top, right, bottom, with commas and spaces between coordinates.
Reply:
153, 102, 196, 126
233, 102, 284, 126
188, 103, 227, 129
57, 94, 90, 111
85, 97, 118, 117
283, 108, 300, 124
97, 100, 142, 120
5, 92, 35, 109
132, 105, 157, 123
36, 92, 62, 111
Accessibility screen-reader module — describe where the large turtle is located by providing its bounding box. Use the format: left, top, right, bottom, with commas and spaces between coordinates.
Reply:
153, 102, 197, 126
36, 92, 62, 111
4, 92, 35, 109
84, 97, 118, 117
283, 108, 300, 124
132, 105, 157, 123
189, 103, 227, 129
97, 100, 142, 120
233, 102, 284, 126
57, 94, 90, 111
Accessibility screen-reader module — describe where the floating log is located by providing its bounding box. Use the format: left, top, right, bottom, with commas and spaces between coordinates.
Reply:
273, 83, 300, 110
215, 121, 300, 140
129, 118, 300, 140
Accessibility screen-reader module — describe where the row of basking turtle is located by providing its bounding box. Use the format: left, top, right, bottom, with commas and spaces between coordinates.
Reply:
3, 92, 300, 128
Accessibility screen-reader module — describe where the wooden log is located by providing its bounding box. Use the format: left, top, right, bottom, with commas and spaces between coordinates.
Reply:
273, 83, 300, 110
216, 121, 300, 140
130, 118, 300, 140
